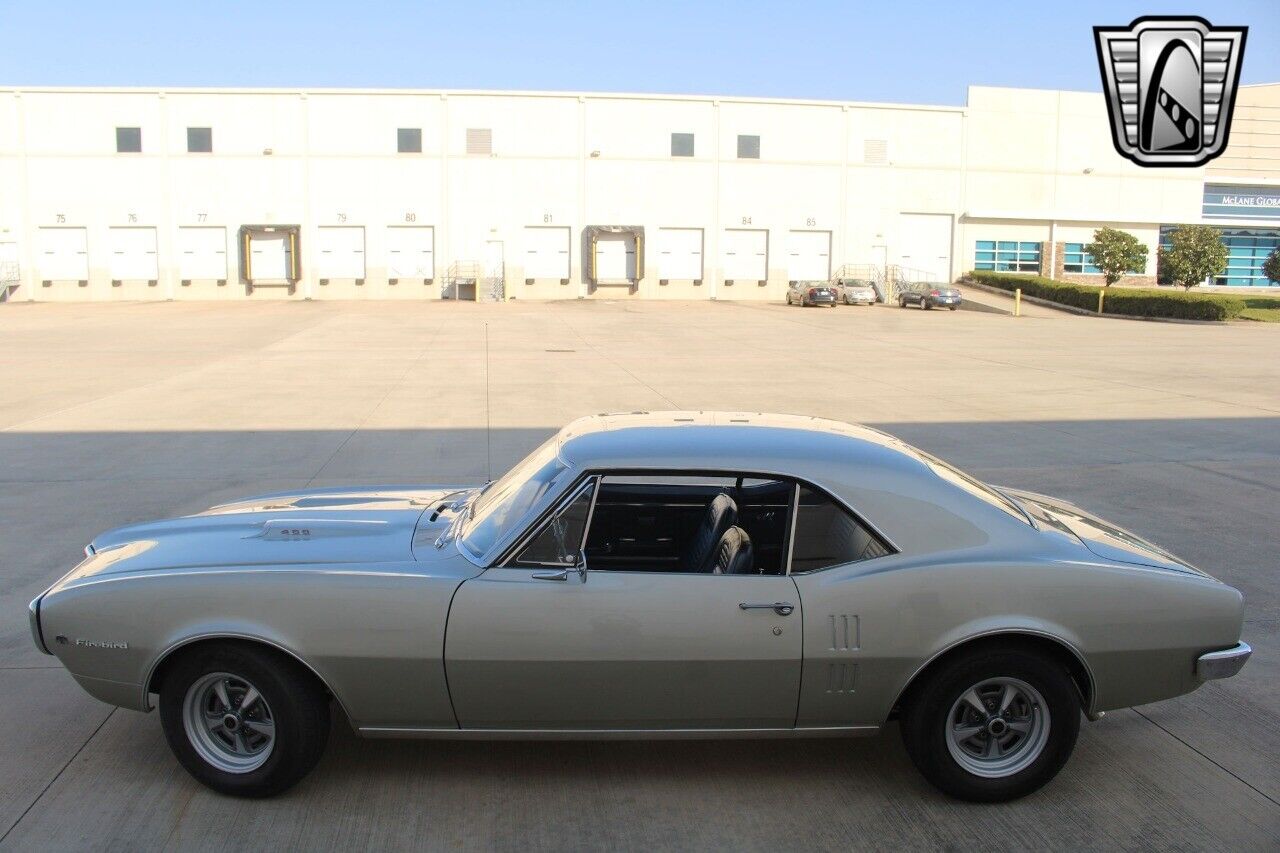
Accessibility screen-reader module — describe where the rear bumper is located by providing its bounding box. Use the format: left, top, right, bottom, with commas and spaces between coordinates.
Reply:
1196, 642, 1251, 680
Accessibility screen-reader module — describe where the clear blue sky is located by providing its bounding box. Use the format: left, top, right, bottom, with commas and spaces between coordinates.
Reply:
1, 1, 1275, 104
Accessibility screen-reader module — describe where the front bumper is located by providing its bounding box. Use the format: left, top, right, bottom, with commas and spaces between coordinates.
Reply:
1196, 642, 1251, 680
29, 595, 52, 655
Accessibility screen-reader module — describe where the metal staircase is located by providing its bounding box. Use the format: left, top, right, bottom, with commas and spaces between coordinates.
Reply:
442, 261, 482, 301
479, 259, 504, 303
441, 260, 504, 302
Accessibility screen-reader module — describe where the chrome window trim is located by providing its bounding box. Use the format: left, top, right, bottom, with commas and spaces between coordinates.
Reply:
491, 467, 898, 574
784, 482, 800, 576
500, 474, 601, 568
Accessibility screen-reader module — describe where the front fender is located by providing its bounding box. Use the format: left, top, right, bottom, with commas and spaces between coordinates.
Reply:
39, 560, 482, 728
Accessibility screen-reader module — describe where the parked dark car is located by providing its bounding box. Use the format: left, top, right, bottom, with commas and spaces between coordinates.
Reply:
898, 282, 962, 310
786, 282, 838, 307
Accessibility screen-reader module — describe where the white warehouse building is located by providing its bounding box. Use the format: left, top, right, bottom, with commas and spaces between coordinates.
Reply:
1, 83, 1277, 303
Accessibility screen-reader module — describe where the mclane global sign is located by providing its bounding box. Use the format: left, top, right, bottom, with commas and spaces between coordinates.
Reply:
1203, 185, 1280, 220
1095, 17, 1247, 167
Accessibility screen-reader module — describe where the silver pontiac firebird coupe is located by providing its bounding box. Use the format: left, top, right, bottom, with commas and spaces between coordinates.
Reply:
30, 412, 1250, 801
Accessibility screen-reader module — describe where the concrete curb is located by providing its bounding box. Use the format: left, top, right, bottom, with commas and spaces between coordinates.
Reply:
958, 281, 1228, 325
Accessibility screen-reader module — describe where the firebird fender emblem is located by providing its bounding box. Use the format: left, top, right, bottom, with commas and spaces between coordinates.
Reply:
73, 638, 129, 650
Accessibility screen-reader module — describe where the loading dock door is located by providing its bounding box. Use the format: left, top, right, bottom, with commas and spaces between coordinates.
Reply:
387, 226, 435, 280
896, 214, 952, 282
108, 227, 158, 281
722, 229, 767, 281
178, 226, 227, 280
595, 234, 636, 281
658, 228, 703, 280
787, 230, 831, 282
317, 226, 366, 280
37, 227, 89, 281
523, 226, 570, 280
249, 232, 292, 282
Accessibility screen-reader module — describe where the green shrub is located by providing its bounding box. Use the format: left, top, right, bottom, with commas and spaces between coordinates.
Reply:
964, 271, 1246, 321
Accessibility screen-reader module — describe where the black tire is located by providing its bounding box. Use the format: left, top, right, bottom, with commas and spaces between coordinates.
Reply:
949, 306, 957, 311
898, 298, 907, 308
159, 643, 331, 798
922, 299, 932, 310
899, 646, 1080, 802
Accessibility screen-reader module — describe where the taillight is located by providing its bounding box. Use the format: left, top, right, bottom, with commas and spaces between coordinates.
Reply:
808, 288, 818, 296
931, 290, 941, 296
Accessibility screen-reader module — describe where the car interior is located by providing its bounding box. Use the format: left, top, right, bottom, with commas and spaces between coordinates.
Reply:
510, 473, 891, 575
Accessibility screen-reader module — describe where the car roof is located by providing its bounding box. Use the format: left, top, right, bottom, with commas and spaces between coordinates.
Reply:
556, 411, 924, 475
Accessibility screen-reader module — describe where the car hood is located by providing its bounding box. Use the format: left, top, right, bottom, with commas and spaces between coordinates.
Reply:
71, 486, 471, 581
1003, 488, 1213, 579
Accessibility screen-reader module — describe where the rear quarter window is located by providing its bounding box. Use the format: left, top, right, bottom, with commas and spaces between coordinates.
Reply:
790, 485, 890, 572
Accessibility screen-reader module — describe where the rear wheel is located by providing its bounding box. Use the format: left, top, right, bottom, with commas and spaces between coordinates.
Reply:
898, 297, 907, 308
159, 643, 330, 797
922, 299, 932, 310
949, 306, 957, 311
900, 646, 1080, 802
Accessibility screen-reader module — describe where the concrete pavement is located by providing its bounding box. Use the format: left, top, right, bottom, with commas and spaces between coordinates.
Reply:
1, 299, 1277, 850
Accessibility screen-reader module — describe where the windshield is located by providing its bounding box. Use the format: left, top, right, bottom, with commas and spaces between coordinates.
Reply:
458, 436, 570, 560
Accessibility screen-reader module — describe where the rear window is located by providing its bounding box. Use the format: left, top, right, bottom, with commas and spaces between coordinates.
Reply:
915, 451, 1032, 525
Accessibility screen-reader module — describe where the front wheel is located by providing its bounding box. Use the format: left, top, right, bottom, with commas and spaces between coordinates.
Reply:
159, 643, 331, 797
900, 646, 1080, 802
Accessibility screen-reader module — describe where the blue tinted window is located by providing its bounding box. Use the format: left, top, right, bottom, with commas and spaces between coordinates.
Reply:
976, 239, 1041, 273
1063, 242, 1102, 275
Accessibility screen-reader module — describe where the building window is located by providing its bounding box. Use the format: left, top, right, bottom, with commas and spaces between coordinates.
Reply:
974, 240, 1040, 273
1161, 227, 1280, 287
466, 128, 492, 155
1062, 243, 1102, 274
671, 132, 694, 157
397, 128, 422, 153
863, 139, 888, 165
186, 127, 212, 153
737, 134, 760, 159
116, 127, 142, 153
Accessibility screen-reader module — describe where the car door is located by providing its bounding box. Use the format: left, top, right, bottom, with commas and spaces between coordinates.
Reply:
444, 475, 804, 730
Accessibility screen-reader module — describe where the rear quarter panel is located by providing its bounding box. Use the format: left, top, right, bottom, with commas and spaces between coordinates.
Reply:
792, 553, 1244, 727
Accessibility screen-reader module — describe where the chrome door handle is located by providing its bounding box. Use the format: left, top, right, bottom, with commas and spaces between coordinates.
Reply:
533, 568, 569, 582
739, 602, 795, 616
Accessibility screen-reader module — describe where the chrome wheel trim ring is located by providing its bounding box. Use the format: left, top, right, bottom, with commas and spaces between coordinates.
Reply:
182, 671, 276, 774
944, 676, 1050, 779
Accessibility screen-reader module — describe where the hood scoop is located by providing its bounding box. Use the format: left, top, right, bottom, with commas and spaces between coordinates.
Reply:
245, 518, 390, 541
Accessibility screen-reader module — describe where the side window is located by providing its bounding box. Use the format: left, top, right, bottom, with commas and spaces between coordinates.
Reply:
583, 474, 790, 575
790, 485, 888, 572
513, 479, 596, 566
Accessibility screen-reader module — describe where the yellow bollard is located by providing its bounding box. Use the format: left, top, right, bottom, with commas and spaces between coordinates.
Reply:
1014, 288, 1022, 317
1097, 289, 1105, 314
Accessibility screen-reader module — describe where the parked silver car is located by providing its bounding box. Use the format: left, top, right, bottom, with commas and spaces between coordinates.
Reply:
836, 279, 878, 305
30, 412, 1249, 801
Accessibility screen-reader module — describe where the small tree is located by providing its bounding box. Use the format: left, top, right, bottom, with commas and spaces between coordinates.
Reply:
1264, 246, 1280, 285
1084, 227, 1148, 286
1161, 225, 1228, 290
